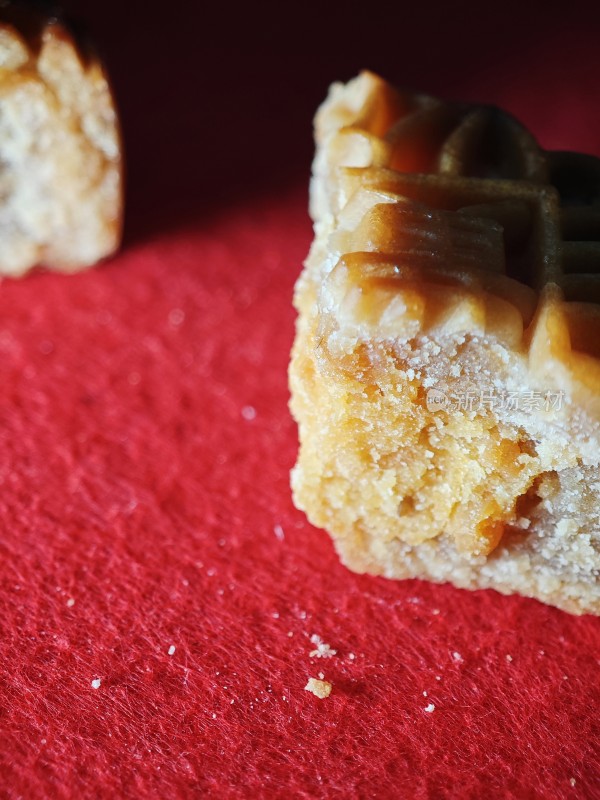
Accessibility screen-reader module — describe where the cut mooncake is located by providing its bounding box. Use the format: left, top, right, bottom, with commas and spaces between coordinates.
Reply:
289, 71, 600, 615
0, 1, 122, 276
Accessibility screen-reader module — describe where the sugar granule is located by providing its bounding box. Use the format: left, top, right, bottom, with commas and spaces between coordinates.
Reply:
241, 405, 256, 421
309, 634, 337, 659
168, 308, 185, 326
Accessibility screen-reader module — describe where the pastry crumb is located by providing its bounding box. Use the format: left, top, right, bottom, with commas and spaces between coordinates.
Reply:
168, 645, 176, 656
309, 634, 337, 658
91, 678, 101, 690
305, 678, 332, 699
424, 703, 435, 713
168, 308, 185, 326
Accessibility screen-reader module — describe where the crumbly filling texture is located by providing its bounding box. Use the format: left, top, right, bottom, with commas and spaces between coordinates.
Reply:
290, 304, 600, 614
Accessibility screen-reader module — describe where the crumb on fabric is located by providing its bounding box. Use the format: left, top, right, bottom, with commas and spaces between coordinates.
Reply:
91, 678, 101, 690
241, 405, 256, 421
274, 524, 285, 541
66, 597, 75, 607
452, 651, 463, 662
168, 645, 176, 656
506, 654, 513, 662
168, 308, 185, 326
570, 778, 576, 787
305, 678, 332, 699
309, 634, 337, 658
424, 703, 435, 713
348, 653, 355, 660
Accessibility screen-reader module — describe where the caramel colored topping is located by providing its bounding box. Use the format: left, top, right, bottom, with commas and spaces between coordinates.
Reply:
313, 72, 600, 422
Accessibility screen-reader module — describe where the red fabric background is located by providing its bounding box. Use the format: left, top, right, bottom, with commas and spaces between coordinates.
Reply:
1, 2, 600, 798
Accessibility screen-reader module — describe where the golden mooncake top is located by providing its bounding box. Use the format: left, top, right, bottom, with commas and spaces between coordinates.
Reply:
310, 71, 600, 418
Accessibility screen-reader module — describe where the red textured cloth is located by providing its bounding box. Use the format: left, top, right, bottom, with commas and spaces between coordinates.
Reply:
1, 3, 600, 798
